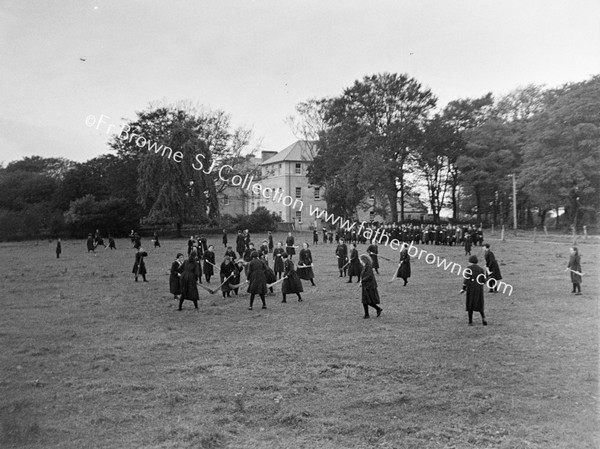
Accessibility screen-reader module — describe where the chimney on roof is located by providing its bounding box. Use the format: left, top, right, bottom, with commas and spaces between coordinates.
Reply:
261, 151, 277, 163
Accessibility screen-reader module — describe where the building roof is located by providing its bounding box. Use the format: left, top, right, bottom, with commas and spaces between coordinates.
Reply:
260, 140, 317, 165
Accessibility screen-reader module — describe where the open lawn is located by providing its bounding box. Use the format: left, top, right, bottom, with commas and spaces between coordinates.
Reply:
0, 233, 598, 448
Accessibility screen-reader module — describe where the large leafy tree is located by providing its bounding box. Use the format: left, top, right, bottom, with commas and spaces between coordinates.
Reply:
441, 93, 494, 219
110, 104, 254, 235
520, 76, 600, 227
457, 119, 521, 224
316, 73, 437, 221
417, 116, 458, 222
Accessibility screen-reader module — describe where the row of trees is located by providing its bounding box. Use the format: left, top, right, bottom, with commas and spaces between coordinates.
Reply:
0, 104, 260, 240
1, 76, 598, 240
289, 74, 600, 228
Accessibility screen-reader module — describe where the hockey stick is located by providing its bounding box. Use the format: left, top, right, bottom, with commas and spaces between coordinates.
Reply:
267, 276, 288, 289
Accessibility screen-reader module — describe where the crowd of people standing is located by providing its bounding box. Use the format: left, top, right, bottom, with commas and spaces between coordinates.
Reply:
60, 221, 583, 322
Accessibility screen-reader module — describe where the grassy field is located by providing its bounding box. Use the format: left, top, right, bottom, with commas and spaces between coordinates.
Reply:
0, 232, 597, 449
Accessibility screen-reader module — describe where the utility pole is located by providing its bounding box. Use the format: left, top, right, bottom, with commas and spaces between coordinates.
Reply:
510, 174, 517, 233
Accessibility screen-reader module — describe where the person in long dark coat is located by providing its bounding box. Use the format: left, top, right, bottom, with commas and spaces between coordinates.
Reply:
367, 242, 379, 274
297, 242, 315, 286
259, 240, 269, 256
232, 260, 245, 296
336, 238, 348, 277
246, 251, 267, 310
273, 241, 285, 279
56, 239, 62, 258
359, 254, 382, 318
483, 244, 502, 293
133, 233, 141, 250
199, 235, 208, 254
567, 247, 583, 295
461, 255, 487, 326
285, 232, 296, 260
203, 245, 216, 283
192, 249, 203, 283
108, 235, 116, 250
464, 232, 472, 256
281, 253, 303, 303
395, 243, 411, 286
347, 243, 361, 283
94, 229, 105, 248
220, 255, 236, 298
224, 246, 237, 260
132, 247, 148, 282
244, 229, 251, 249
260, 251, 276, 295
86, 234, 96, 253
222, 229, 228, 249
178, 252, 200, 310
236, 231, 246, 258
267, 231, 274, 253
242, 243, 255, 276
169, 253, 184, 299
313, 229, 319, 245
153, 232, 160, 248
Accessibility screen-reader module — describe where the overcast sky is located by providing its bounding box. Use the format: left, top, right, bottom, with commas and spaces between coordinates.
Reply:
1, 0, 599, 165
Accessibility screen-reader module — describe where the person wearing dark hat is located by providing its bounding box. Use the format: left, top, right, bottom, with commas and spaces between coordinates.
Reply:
259, 251, 276, 295
86, 234, 96, 253
464, 232, 472, 256
359, 254, 382, 318
169, 253, 184, 299
236, 230, 246, 258
460, 255, 487, 326
281, 252, 303, 303
222, 229, 228, 249
297, 242, 315, 286
267, 230, 274, 253
335, 238, 348, 277
132, 247, 148, 282
347, 243, 361, 283
483, 243, 502, 293
187, 235, 195, 256
394, 243, 411, 286
242, 242, 255, 277
224, 246, 237, 260
220, 255, 236, 298
132, 232, 141, 250
178, 252, 200, 310
246, 251, 268, 310
273, 241, 285, 279
567, 246, 583, 295
56, 238, 62, 258
203, 244, 215, 283
367, 241, 379, 274
285, 232, 296, 260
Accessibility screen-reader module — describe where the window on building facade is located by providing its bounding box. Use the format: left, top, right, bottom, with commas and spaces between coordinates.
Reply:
295, 163, 301, 174
369, 211, 375, 220
314, 187, 320, 200
296, 211, 302, 222
222, 195, 229, 205
295, 187, 301, 198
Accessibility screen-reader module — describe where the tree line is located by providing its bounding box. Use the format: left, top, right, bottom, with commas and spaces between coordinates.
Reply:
0, 104, 264, 240
289, 74, 599, 229
0, 76, 598, 241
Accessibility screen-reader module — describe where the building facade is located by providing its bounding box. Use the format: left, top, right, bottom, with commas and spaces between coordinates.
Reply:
218, 140, 429, 227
